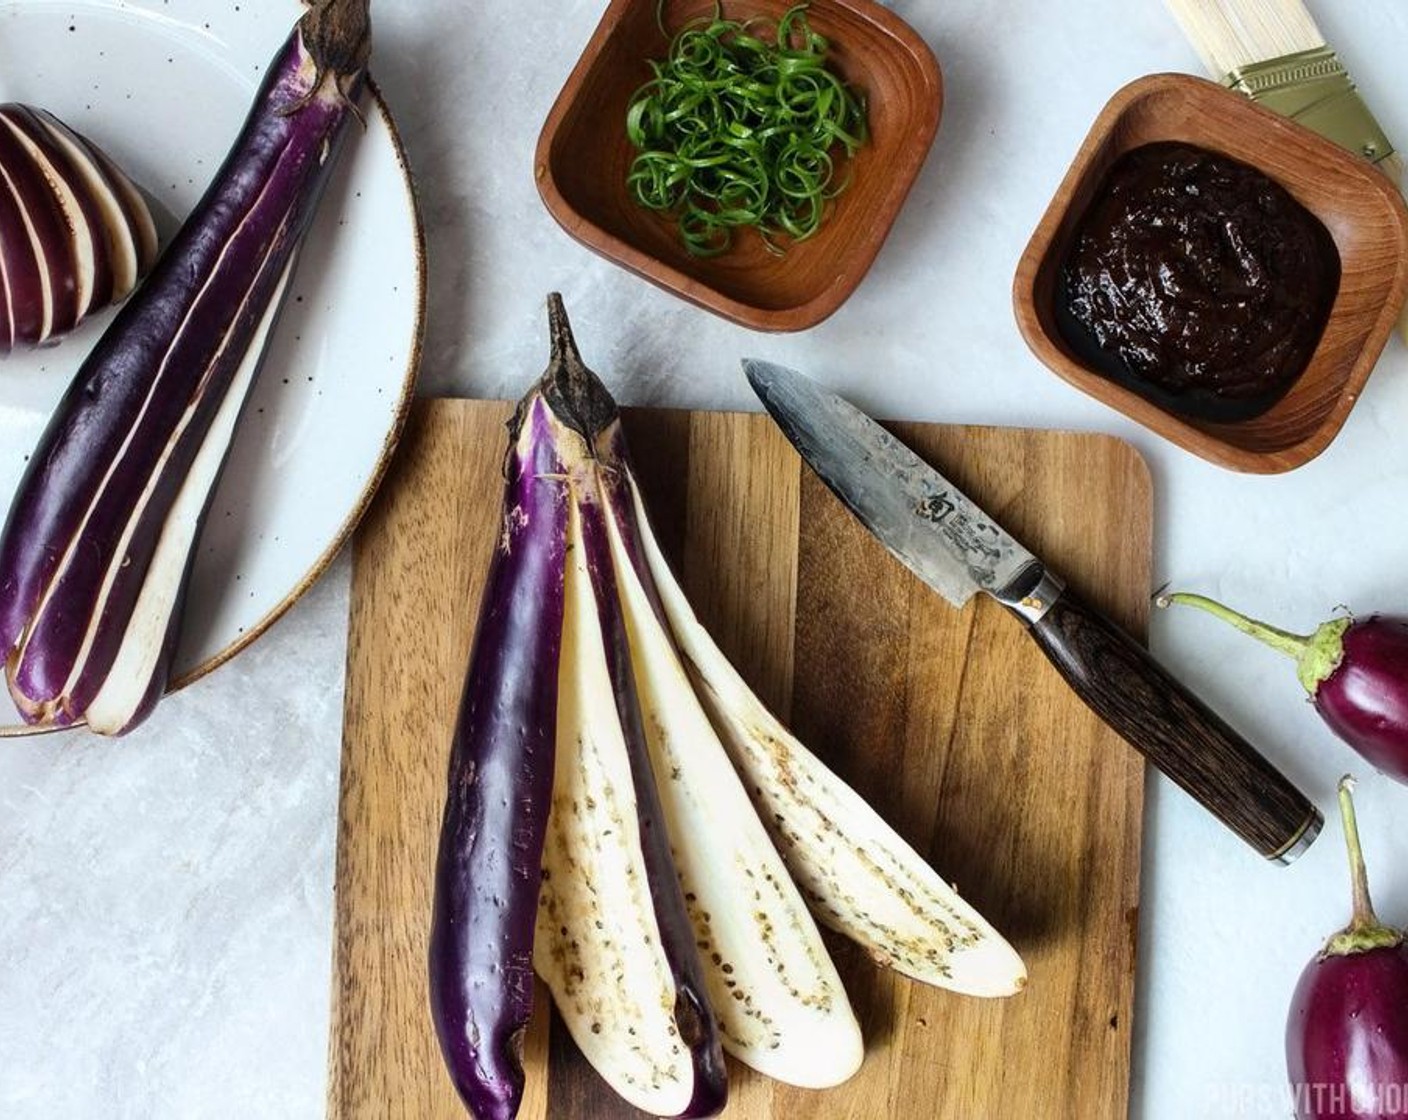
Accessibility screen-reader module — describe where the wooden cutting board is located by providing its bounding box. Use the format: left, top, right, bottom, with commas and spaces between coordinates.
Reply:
327, 398, 1150, 1120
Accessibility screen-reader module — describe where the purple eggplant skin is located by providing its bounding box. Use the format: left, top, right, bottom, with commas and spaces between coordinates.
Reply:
0, 110, 80, 340
595, 425, 666, 609
1313, 618, 1408, 783
0, 0, 370, 732
0, 173, 39, 351
1288, 949, 1408, 1119
1, 103, 116, 323
1287, 777, 1408, 1120
428, 391, 570, 1120
1158, 595, 1408, 785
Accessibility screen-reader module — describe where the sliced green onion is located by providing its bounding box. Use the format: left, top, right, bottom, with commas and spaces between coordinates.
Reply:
625, 2, 868, 257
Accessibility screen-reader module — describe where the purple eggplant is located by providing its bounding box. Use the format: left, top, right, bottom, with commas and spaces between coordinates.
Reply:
0, 0, 370, 734
1158, 593, 1408, 783
428, 392, 570, 1120
1287, 776, 1408, 1119
430, 295, 726, 1120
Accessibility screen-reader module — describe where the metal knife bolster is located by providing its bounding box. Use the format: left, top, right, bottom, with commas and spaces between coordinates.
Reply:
989, 561, 1064, 625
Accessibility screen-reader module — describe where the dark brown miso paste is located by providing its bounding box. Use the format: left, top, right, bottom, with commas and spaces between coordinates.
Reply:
1058, 141, 1340, 421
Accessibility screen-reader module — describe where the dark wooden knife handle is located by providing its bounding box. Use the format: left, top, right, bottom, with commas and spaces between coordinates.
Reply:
1023, 590, 1320, 862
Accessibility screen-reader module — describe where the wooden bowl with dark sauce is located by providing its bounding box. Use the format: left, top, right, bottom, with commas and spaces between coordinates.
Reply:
1014, 73, 1408, 473
535, 0, 942, 332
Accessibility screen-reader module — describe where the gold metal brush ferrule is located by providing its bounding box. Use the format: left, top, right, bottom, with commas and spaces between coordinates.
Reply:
1224, 46, 1394, 164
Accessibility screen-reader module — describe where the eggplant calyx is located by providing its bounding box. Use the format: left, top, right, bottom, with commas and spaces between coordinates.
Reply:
1321, 775, 1405, 959
292, 0, 371, 112
536, 293, 619, 449
301, 0, 371, 75
1323, 924, 1404, 958
1154, 591, 1349, 696
1290, 617, 1352, 696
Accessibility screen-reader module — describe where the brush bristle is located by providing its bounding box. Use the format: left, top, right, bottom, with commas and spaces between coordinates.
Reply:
1164, 0, 1325, 76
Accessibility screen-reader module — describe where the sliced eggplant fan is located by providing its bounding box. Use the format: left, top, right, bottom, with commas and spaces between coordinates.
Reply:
429, 294, 1026, 1119
0, 102, 157, 352
0, 0, 371, 735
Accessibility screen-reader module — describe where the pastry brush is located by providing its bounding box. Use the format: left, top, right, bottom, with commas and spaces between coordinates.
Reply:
1163, 0, 1408, 342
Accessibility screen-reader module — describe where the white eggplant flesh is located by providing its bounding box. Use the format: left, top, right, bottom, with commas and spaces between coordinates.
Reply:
625, 478, 1028, 999
33, 108, 151, 299
603, 489, 864, 1089
533, 497, 702, 1118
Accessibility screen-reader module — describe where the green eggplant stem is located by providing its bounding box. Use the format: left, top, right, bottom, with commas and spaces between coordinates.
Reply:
1323, 775, 1403, 957
1156, 591, 1310, 659
1154, 590, 1350, 695
1339, 776, 1379, 929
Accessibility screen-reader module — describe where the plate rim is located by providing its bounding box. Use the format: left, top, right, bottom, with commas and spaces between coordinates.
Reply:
0, 75, 427, 739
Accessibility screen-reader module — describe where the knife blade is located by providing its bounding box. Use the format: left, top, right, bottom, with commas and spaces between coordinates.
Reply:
745, 358, 1322, 865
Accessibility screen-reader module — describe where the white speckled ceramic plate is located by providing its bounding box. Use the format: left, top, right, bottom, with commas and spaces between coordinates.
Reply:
0, 0, 425, 735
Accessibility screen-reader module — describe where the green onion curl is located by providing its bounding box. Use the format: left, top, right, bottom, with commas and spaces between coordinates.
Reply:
625, 2, 868, 257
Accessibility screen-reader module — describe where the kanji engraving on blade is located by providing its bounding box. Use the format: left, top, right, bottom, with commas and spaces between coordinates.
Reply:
914, 490, 1005, 588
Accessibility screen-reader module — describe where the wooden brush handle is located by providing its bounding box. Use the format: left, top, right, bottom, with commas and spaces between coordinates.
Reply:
1020, 590, 1320, 863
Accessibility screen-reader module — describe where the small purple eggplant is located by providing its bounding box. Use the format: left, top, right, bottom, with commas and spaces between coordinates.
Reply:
1157, 593, 1408, 783
1286, 776, 1408, 1120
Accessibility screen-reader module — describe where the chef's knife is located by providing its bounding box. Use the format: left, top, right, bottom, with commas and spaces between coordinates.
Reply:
745, 358, 1322, 865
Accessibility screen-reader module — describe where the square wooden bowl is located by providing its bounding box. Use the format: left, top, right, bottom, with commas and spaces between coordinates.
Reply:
1013, 73, 1408, 473
535, 0, 942, 332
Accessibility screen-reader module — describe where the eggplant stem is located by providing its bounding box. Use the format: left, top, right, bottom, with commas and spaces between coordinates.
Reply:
548, 292, 584, 371
1322, 775, 1404, 957
1156, 591, 1310, 660
301, 0, 372, 75
281, 0, 371, 117
537, 294, 618, 448
1338, 775, 1380, 930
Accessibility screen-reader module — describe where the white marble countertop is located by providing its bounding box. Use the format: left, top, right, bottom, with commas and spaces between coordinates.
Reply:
5, 0, 1408, 1117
